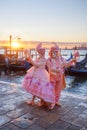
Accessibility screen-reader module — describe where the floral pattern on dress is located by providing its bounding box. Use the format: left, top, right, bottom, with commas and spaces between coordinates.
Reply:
22, 57, 55, 103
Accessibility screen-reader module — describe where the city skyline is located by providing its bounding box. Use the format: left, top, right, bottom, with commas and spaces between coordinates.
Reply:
0, 0, 87, 42
0, 39, 87, 49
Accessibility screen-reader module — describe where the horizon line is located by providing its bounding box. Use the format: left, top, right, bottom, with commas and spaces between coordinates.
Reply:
0, 40, 87, 44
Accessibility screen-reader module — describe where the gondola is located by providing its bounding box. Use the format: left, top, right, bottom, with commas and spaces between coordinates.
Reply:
9, 59, 32, 73
66, 54, 87, 76
0, 54, 32, 75
67, 67, 87, 76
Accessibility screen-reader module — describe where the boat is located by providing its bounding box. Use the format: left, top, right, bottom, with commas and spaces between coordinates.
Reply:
0, 54, 32, 75
68, 67, 87, 76
0, 47, 33, 75
66, 54, 87, 76
9, 59, 32, 73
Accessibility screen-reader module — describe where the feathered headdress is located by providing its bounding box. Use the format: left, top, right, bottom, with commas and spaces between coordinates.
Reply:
50, 42, 60, 52
36, 43, 45, 55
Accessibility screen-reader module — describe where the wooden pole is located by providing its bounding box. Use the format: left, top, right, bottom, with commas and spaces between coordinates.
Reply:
10, 35, 12, 57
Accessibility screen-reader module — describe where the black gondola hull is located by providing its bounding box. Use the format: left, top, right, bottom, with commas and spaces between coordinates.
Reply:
68, 68, 87, 76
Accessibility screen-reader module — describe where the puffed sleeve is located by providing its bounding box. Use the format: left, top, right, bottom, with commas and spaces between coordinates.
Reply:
62, 57, 74, 68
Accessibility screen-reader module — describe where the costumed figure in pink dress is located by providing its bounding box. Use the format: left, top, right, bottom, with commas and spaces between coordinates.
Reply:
22, 43, 55, 106
47, 43, 77, 109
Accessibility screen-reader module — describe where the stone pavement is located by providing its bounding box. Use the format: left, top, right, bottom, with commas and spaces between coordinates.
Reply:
0, 81, 87, 130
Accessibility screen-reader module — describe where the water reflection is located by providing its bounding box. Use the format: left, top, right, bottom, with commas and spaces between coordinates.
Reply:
65, 76, 87, 96
72, 76, 87, 83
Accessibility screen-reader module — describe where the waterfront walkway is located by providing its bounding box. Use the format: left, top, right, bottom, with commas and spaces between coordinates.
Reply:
0, 81, 87, 130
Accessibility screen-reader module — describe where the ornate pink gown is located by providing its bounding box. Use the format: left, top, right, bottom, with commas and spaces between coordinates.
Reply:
47, 56, 66, 103
22, 57, 55, 103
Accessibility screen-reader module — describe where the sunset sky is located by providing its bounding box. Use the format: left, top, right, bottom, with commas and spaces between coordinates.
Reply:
0, 0, 87, 42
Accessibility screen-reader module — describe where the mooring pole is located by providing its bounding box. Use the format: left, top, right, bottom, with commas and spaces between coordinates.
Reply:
10, 35, 12, 57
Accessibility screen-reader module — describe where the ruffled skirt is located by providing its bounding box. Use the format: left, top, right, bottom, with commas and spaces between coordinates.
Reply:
22, 66, 55, 103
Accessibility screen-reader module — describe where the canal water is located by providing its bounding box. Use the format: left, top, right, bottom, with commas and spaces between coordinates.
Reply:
0, 49, 87, 98
61, 49, 87, 97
